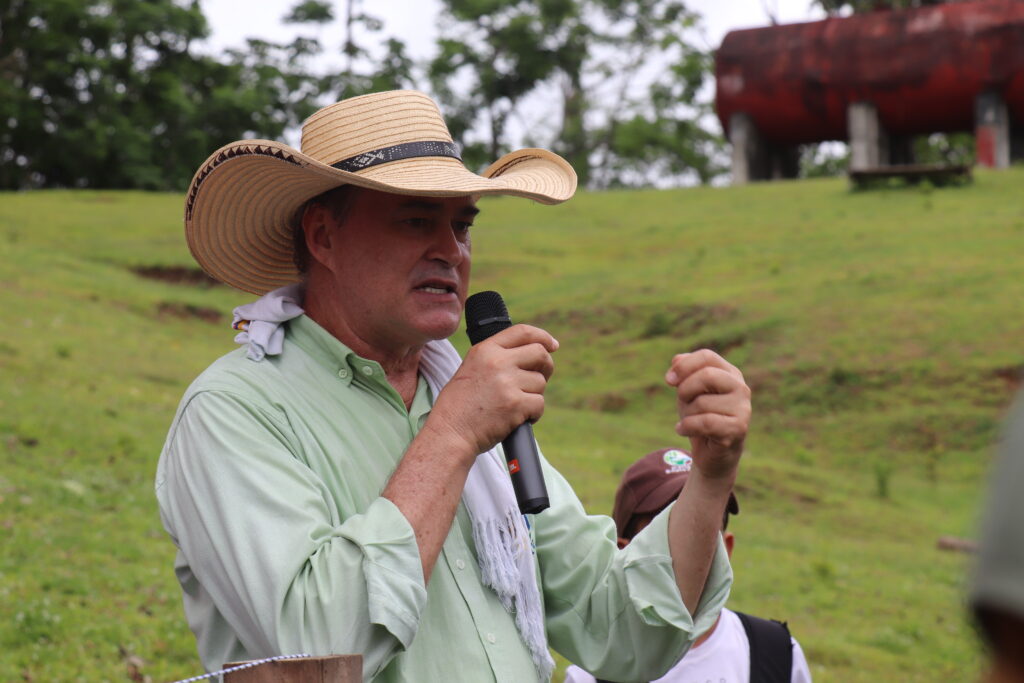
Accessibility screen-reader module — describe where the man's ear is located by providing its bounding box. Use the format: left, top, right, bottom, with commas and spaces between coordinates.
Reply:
724, 531, 735, 558
301, 202, 337, 271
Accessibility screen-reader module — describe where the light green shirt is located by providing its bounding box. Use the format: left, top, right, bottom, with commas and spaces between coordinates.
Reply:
155, 314, 732, 682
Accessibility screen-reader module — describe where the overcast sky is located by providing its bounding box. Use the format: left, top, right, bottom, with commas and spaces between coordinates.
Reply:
200, 0, 826, 65
196, 0, 828, 154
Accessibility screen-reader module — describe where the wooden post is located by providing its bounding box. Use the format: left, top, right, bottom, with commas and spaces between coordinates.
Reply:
224, 655, 361, 683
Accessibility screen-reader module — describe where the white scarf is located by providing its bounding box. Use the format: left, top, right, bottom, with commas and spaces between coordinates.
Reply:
233, 285, 554, 681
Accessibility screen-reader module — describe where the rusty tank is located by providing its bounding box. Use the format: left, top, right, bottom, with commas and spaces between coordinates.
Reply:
715, 0, 1024, 145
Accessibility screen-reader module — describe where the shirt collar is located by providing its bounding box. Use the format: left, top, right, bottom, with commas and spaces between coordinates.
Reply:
287, 314, 424, 413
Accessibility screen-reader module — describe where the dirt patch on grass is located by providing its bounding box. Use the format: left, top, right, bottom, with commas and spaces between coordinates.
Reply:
533, 302, 739, 342
157, 302, 222, 324
995, 365, 1023, 393
640, 304, 737, 340
133, 265, 219, 288
532, 305, 639, 336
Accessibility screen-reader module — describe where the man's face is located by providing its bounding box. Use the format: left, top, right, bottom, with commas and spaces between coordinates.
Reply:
317, 187, 476, 351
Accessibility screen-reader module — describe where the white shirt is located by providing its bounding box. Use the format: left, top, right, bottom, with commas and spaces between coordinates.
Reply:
564, 608, 812, 683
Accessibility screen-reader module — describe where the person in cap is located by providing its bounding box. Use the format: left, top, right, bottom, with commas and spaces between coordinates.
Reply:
970, 391, 1024, 682
155, 90, 751, 682
565, 448, 811, 683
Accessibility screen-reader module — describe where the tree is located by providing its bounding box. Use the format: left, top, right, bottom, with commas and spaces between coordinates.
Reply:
428, 0, 572, 173
429, 0, 723, 187
578, 0, 723, 187
305, 0, 416, 103
0, 0, 323, 191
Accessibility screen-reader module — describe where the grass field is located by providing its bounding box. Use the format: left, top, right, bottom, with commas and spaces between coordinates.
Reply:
1, 169, 1022, 681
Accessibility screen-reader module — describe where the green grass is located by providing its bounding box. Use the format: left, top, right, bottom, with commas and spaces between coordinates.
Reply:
2, 170, 1022, 681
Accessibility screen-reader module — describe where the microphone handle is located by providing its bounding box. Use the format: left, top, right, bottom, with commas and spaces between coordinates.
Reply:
502, 422, 550, 514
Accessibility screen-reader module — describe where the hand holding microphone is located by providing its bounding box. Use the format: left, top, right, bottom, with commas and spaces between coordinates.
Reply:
426, 291, 555, 513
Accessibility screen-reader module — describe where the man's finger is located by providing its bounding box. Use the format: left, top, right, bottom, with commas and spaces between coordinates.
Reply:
665, 348, 740, 385
679, 393, 749, 419
505, 342, 556, 380
516, 369, 549, 395
675, 413, 747, 444
675, 366, 747, 404
489, 324, 559, 352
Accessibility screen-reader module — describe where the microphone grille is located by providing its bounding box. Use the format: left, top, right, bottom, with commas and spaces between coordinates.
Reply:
465, 290, 511, 345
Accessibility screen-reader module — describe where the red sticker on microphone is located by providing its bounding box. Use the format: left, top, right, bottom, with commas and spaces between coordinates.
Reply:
508, 459, 520, 474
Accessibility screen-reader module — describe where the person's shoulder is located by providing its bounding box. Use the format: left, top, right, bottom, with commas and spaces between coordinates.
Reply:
186, 342, 295, 399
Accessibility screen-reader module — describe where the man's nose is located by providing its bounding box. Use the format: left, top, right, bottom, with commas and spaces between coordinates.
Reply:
428, 223, 467, 266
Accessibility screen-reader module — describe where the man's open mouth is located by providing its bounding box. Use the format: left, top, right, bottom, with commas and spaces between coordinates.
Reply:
414, 281, 457, 295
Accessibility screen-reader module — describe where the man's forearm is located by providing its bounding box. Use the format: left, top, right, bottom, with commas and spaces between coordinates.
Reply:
667, 468, 737, 614
382, 421, 477, 584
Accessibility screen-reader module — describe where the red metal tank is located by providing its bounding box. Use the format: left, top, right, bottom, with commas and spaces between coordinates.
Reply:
715, 0, 1024, 145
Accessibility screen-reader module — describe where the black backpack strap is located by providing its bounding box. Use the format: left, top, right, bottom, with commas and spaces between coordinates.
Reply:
735, 611, 793, 683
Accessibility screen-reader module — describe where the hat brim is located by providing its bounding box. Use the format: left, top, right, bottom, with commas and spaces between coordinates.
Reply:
185, 139, 577, 294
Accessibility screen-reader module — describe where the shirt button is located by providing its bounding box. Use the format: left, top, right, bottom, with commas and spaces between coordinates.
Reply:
455, 559, 465, 570
487, 633, 496, 644
361, 366, 373, 376
337, 368, 349, 379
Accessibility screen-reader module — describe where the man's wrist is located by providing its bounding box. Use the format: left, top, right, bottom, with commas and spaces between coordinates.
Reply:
416, 417, 480, 468
686, 465, 739, 498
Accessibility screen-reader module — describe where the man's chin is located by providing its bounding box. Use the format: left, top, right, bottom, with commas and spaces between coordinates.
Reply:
411, 315, 462, 342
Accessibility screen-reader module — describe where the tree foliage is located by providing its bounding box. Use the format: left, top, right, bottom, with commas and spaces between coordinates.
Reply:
2, 0, 720, 191
430, 0, 724, 187
0, 0, 323, 191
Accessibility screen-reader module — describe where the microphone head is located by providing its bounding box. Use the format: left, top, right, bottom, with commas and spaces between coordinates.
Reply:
465, 290, 512, 345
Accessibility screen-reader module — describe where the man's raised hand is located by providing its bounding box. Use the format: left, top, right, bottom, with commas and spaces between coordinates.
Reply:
664, 349, 751, 481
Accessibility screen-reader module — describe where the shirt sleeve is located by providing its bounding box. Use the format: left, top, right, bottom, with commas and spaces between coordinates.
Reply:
535, 454, 732, 682
790, 637, 813, 683
155, 390, 427, 677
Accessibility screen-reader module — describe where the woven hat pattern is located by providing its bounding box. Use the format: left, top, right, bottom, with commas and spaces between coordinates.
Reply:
300, 91, 453, 165
184, 90, 577, 294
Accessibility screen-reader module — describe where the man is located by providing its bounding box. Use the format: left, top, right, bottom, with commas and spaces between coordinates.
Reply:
971, 391, 1024, 682
565, 448, 812, 683
156, 90, 752, 682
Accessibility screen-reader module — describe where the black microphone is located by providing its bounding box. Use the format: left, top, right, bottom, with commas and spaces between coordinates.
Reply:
465, 291, 550, 514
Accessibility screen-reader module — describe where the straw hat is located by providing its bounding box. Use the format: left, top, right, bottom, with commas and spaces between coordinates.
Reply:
184, 90, 577, 294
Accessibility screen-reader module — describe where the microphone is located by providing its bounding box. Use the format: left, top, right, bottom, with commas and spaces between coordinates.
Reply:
465, 291, 550, 514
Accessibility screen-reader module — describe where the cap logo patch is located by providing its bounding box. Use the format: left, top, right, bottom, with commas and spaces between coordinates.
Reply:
662, 449, 692, 473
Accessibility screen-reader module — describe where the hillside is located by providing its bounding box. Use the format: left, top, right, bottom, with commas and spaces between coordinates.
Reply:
1, 170, 1022, 681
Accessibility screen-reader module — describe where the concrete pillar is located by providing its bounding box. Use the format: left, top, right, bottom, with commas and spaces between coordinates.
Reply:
975, 91, 1010, 168
729, 112, 799, 184
729, 112, 760, 185
848, 102, 887, 170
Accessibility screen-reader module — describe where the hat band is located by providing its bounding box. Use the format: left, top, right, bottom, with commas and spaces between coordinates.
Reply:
331, 141, 461, 173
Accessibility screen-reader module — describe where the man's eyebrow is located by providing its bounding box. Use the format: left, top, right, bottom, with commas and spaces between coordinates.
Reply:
397, 200, 480, 218
397, 200, 444, 212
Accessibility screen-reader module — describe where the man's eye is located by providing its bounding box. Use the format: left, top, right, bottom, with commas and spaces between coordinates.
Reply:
453, 221, 473, 234
403, 217, 431, 228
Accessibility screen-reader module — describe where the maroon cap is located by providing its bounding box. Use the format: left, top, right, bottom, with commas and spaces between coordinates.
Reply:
611, 447, 739, 538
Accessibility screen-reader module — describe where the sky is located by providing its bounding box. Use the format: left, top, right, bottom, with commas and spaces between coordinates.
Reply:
196, 0, 829, 155
200, 0, 826, 61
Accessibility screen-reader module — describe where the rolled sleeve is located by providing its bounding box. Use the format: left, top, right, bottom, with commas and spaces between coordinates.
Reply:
621, 502, 732, 634
339, 496, 427, 649
536, 457, 732, 682
156, 390, 427, 675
